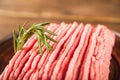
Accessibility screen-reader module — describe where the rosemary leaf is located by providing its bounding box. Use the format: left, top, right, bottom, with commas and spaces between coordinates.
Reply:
43, 34, 49, 52
37, 33, 43, 54
13, 31, 17, 53
45, 34, 57, 43
35, 22, 50, 26
42, 28, 57, 36
13, 22, 57, 54
18, 25, 21, 32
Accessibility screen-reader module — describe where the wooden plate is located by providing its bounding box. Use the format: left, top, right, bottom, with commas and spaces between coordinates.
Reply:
0, 32, 120, 80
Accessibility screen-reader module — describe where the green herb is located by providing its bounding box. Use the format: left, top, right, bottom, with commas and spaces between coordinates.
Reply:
13, 22, 57, 54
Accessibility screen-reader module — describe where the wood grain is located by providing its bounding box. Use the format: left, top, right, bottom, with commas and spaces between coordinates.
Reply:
0, 0, 120, 41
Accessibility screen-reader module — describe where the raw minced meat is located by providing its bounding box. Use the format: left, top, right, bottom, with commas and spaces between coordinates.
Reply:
0, 22, 115, 80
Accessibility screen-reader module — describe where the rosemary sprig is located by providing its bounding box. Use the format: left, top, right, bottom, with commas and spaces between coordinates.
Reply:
13, 22, 57, 54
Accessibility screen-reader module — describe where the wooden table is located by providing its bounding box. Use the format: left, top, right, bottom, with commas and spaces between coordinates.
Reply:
0, 0, 120, 41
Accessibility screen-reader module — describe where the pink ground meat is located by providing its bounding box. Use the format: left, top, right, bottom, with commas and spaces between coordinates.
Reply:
0, 22, 115, 80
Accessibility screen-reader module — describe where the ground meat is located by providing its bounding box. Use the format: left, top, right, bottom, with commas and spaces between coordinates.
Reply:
0, 22, 115, 80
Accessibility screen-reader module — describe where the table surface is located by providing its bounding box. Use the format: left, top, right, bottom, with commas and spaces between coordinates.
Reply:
0, 0, 120, 41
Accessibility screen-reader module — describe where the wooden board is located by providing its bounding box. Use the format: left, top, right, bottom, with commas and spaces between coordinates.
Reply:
0, 0, 120, 41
